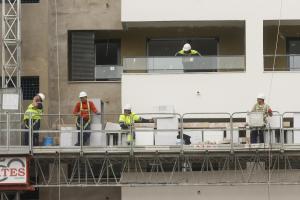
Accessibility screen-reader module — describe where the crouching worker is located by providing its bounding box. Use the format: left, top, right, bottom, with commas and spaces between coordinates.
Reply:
23, 93, 45, 146
119, 104, 154, 145
73, 91, 100, 146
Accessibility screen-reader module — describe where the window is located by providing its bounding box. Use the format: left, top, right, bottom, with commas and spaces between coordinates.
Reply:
21, 76, 39, 100
287, 37, 300, 71
0, 76, 39, 100
68, 31, 122, 81
95, 39, 121, 65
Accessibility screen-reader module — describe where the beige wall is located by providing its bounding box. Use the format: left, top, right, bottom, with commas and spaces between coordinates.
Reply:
47, 0, 122, 120
40, 187, 121, 200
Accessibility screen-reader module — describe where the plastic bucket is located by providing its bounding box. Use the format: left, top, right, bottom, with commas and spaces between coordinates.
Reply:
43, 136, 54, 146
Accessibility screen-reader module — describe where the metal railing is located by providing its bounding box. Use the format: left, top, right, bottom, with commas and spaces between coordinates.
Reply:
123, 56, 246, 73
264, 54, 300, 71
1, 111, 300, 153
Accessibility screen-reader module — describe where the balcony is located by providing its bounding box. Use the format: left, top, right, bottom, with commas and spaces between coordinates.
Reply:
264, 54, 300, 71
123, 56, 245, 73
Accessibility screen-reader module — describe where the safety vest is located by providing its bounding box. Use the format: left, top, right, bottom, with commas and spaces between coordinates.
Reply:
119, 112, 140, 126
77, 101, 91, 129
177, 49, 200, 56
24, 103, 43, 121
253, 103, 271, 122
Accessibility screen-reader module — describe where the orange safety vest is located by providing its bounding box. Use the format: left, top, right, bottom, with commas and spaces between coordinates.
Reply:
76, 101, 91, 129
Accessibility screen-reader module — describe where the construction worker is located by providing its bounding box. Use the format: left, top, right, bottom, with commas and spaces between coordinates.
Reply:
175, 43, 201, 56
73, 91, 100, 146
175, 43, 201, 72
119, 104, 153, 145
250, 93, 273, 144
23, 93, 45, 146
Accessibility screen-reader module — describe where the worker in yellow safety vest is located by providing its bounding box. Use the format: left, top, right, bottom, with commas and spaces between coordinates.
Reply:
175, 43, 201, 56
73, 91, 100, 146
119, 104, 154, 145
250, 93, 273, 144
23, 93, 45, 146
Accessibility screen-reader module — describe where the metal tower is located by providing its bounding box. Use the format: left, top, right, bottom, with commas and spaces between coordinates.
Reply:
2, 0, 21, 89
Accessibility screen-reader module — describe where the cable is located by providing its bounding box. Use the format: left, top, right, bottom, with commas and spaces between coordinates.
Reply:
266, 1, 283, 200
54, 0, 61, 199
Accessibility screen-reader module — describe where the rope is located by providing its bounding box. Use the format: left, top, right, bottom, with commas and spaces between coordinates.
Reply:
54, 0, 61, 199
266, 1, 283, 200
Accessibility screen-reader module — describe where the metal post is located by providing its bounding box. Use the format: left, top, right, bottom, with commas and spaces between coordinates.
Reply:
6, 112, 9, 150
29, 113, 32, 150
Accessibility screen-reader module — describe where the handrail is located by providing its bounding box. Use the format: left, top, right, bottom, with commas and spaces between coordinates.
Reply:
1, 111, 300, 153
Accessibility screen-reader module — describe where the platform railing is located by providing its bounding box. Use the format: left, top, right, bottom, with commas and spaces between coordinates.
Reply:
1, 111, 300, 153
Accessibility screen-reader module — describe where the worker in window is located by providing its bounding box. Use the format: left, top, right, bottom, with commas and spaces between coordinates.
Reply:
175, 43, 201, 57
119, 104, 154, 145
73, 91, 100, 146
175, 43, 201, 72
23, 93, 45, 146
250, 93, 273, 144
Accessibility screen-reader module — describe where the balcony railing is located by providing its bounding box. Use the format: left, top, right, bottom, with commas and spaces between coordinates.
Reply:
123, 56, 246, 73
264, 54, 300, 71
1, 111, 300, 154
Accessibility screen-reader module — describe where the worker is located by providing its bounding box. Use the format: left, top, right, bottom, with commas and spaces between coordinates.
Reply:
250, 93, 273, 144
175, 43, 201, 56
73, 91, 100, 146
175, 43, 201, 72
23, 93, 45, 146
119, 104, 154, 145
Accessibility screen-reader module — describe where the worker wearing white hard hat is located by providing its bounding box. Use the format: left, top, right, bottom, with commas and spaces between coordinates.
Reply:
22, 93, 45, 146
119, 104, 154, 145
175, 43, 201, 56
250, 93, 273, 144
73, 91, 100, 146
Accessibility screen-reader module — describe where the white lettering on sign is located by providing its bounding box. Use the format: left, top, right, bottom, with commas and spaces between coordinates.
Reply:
0, 157, 27, 184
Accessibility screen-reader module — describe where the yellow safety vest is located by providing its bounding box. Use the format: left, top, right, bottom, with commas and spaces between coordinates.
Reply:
24, 103, 42, 121
177, 49, 200, 56
119, 112, 140, 126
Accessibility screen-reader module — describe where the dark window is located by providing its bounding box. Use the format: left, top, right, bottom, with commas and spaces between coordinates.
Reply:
21, 76, 39, 100
95, 39, 121, 65
147, 38, 218, 56
287, 37, 300, 71
0, 76, 39, 100
68, 31, 122, 81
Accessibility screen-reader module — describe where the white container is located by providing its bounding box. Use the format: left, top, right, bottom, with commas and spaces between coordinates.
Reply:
60, 126, 77, 147
247, 112, 264, 127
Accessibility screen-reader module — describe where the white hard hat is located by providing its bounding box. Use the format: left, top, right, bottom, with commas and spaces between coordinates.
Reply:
183, 43, 191, 51
257, 93, 265, 100
124, 104, 132, 110
37, 93, 45, 101
79, 91, 87, 98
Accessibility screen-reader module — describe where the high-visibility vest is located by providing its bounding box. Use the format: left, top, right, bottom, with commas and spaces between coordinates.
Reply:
177, 49, 200, 56
24, 103, 43, 121
119, 112, 140, 126
252, 103, 271, 123
77, 101, 91, 129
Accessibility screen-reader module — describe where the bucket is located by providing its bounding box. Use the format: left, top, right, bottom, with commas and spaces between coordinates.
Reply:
43, 136, 54, 146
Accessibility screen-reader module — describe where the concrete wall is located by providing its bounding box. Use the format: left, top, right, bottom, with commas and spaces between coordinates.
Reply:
122, 0, 300, 22
47, 0, 122, 121
40, 187, 121, 200
122, 185, 300, 200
